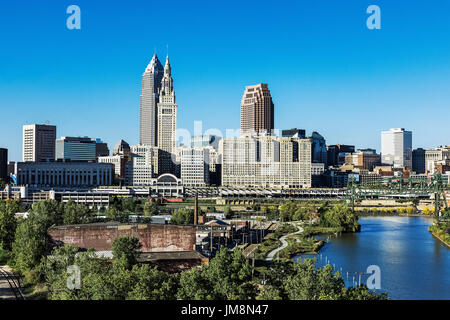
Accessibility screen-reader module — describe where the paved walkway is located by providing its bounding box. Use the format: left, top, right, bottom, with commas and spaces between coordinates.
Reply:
266, 224, 303, 261
0, 266, 16, 300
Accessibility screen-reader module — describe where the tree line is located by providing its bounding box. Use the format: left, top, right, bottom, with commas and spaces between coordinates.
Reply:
44, 237, 387, 300
278, 201, 360, 232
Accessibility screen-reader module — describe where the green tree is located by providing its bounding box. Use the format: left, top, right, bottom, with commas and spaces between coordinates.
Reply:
224, 205, 233, 219
106, 206, 128, 222
170, 209, 194, 225
143, 201, 158, 217
177, 247, 256, 300
46, 244, 177, 300
284, 260, 345, 300
177, 266, 216, 300
134, 200, 145, 214
123, 198, 137, 213
46, 246, 115, 300
0, 200, 19, 250
279, 201, 297, 221
63, 200, 91, 225
127, 264, 178, 300
319, 204, 360, 232
343, 285, 388, 300
11, 213, 49, 275
109, 196, 122, 211
31, 200, 64, 226
257, 285, 282, 300
111, 236, 142, 269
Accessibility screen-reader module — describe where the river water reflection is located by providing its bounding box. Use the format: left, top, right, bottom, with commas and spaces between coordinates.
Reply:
294, 216, 450, 300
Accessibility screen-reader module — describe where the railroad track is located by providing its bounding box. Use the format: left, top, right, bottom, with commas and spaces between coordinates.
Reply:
0, 267, 25, 300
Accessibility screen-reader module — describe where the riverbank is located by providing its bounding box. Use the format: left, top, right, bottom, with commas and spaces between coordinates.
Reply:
428, 222, 450, 248
293, 216, 450, 299
276, 225, 349, 259
357, 212, 434, 218
278, 237, 325, 259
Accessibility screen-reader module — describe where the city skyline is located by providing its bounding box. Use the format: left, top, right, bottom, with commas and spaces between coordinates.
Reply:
3, 1, 450, 161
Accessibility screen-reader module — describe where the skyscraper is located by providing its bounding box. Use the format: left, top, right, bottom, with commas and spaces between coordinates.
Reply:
412, 148, 426, 174
23, 124, 56, 162
157, 55, 177, 154
240, 84, 274, 135
140, 54, 164, 146
0, 148, 7, 182
381, 128, 412, 169
310, 131, 328, 164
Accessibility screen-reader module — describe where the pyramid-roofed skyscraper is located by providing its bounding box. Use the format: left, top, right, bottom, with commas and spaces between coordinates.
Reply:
140, 53, 164, 146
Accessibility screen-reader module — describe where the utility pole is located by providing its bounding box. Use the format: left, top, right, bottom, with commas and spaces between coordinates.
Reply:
194, 193, 198, 225
210, 225, 213, 254
260, 218, 263, 243
252, 252, 255, 280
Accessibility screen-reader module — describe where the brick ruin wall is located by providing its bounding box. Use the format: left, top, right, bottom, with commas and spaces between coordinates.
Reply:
48, 224, 196, 252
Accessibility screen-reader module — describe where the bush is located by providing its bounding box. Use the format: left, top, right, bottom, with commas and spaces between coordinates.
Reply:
0, 246, 10, 265
170, 209, 194, 225
111, 236, 142, 269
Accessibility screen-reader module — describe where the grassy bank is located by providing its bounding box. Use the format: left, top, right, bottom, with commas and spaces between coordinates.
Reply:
278, 236, 325, 259
253, 224, 297, 260
428, 221, 450, 248
302, 225, 344, 237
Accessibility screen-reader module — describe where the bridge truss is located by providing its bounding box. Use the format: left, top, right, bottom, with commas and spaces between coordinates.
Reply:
345, 173, 448, 220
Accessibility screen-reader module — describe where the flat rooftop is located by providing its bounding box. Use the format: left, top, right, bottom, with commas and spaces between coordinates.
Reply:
49, 222, 195, 230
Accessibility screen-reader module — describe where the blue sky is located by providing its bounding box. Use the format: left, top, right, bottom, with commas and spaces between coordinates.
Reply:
1, 0, 450, 161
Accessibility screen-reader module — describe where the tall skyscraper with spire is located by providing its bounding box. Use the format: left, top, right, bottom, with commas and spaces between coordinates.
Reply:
140, 54, 164, 146
157, 55, 177, 154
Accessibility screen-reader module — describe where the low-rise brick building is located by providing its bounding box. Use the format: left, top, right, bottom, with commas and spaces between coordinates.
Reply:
48, 222, 196, 252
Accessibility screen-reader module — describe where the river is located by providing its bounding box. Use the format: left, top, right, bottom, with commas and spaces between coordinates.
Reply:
294, 216, 450, 300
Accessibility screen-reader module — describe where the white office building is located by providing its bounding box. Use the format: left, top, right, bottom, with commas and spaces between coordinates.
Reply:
180, 147, 210, 186
124, 145, 157, 186
381, 128, 412, 169
23, 124, 56, 162
221, 135, 312, 188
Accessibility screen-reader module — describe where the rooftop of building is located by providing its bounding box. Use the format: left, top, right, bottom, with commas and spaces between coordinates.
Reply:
49, 221, 195, 230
